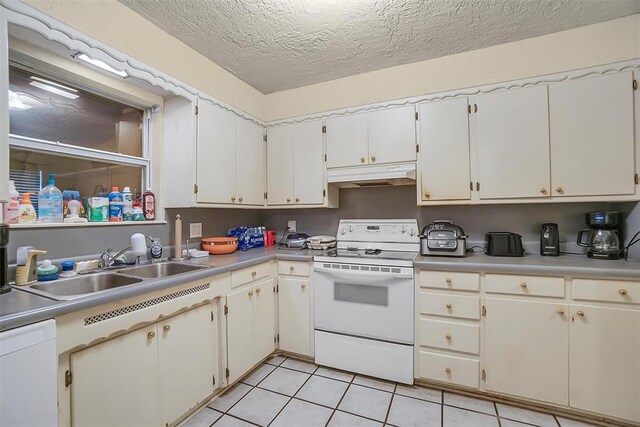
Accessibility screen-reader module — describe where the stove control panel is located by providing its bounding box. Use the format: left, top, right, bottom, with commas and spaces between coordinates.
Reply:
336, 219, 419, 244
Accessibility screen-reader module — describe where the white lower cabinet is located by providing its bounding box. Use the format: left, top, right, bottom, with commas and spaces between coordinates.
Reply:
569, 304, 640, 422
226, 278, 276, 383
485, 297, 569, 405
278, 276, 311, 356
70, 303, 218, 427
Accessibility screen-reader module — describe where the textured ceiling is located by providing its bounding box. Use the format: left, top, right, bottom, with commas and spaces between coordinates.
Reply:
118, 0, 640, 94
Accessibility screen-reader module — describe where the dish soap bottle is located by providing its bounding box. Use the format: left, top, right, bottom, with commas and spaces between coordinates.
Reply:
38, 174, 63, 223
108, 187, 124, 222
2, 180, 20, 224
18, 193, 37, 224
122, 186, 133, 221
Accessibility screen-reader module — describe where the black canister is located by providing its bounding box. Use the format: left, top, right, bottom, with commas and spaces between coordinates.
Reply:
540, 223, 560, 256
0, 224, 10, 293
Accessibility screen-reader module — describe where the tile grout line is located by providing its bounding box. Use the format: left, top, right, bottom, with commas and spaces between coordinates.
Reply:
324, 369, 357, 427
495, 401, 503, 427
383, 383, 398, 426
265, 363, 320, 427
441, 390, 445, 427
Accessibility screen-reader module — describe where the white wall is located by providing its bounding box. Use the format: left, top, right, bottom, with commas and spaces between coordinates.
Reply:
264, 14, 640, 121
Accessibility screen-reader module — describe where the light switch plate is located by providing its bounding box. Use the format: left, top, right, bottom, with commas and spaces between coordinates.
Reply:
287, 220, 296, 233
190, 223, 202, 238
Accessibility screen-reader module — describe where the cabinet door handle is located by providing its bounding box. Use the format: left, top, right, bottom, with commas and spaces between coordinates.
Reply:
163, 325, 171, 333
251, 271, 257, 277
295, 197, 300, 203
231, 196, 236, 202
424, 192, 431, 199
301, 283, 306, 289
445, 278, 452, 286
555, 187, 564, 194
360, 157, 365, 163
445, 368, 451, 374
238, 197, 243, 203
446, 304, 453, 310
539, 188, 547, 194
289, 266, 295, 271
445, 334, 452, 341
371, 155, 376, 163
556, 308, 565, 316
619, 288, 628, 296
256, 288, 261, 294
147, 331, 155, 339
520, 282, 528, 289
576, 310, 585, 317
286, 198, 291, 203
248, 290, 254, 297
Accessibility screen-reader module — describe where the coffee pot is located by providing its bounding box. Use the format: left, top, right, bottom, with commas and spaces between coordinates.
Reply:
577, 212, 622, 260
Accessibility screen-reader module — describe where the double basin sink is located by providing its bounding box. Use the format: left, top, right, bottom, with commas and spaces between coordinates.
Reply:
17, 262, 210, 301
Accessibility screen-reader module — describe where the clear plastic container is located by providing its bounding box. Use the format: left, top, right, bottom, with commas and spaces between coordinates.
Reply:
38, 174, 63, 223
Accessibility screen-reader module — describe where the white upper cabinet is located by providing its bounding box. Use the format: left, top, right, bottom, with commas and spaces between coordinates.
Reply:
418, 98, 471, 202
196, 98, 236, 204
549, 72, 636, 197
235, 118, 266, 206
266, 125, 295, 205
293, 120, 325, 205
267, 120, 332, 207
477, 86, 551, 199
368, 105, 417, 165
325, 106, 416, 168
325, 113, 368, 168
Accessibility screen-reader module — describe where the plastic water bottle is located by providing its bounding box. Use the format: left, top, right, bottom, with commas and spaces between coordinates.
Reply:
38, 173, 63, 223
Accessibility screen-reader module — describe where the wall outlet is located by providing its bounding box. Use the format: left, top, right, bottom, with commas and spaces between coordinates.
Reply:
190, 223, 202, 238
287, 220, 297, 233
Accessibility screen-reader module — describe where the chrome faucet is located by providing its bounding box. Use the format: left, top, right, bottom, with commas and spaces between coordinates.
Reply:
100, 233, 149, 269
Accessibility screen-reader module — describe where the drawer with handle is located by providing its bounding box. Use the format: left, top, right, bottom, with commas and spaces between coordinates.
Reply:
485, 274, 564, 298
418, 318, 480, 355
419, 271, 480, 292
418, 292, 480, 320
573, 278, 640, 305
418, 350, 479, 389
231, 262, 271, 288
278, 260, 310, 277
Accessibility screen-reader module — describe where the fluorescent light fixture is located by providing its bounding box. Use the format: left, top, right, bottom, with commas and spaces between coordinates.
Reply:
29, 81, 80, 100
74, 53, 128, 78
30, 76, 78, 93
8, 90, 33, 111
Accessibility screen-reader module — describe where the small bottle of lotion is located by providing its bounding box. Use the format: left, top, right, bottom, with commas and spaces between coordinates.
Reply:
18, 193, 37, 224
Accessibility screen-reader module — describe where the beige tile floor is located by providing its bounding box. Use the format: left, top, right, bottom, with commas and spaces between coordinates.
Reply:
184, 356, 601, 427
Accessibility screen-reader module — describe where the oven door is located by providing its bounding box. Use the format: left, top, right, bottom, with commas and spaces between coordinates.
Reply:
313, 262, 414, 344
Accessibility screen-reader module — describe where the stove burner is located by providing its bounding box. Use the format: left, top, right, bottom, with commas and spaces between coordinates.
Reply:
364, 249, 382, 255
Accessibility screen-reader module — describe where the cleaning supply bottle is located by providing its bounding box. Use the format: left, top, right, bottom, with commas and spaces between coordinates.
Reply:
122, 186, 133, 221
2, 180, 20, 224
131, 198, 145, 221
38, 173, 63, 223
18, 193, 37, 224
143, 188, 155, 220
108, 187, 124, 222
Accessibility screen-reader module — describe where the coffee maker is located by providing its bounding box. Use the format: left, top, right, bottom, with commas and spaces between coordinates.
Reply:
577, 211, 622, 260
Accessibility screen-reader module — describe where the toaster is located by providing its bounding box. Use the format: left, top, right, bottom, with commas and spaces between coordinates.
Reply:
485, 232, 525, 257
420, 220, 467, 257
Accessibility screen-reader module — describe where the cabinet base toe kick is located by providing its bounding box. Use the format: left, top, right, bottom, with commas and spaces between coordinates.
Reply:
314, 330, 413, 384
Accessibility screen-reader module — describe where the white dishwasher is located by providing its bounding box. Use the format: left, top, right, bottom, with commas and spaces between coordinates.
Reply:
0, 319, 58, 427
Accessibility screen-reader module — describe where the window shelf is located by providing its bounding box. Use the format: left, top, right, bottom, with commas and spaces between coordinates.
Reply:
9, 220, 166, 229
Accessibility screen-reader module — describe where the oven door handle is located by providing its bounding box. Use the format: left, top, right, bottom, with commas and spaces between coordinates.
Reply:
313, 265, 413, 280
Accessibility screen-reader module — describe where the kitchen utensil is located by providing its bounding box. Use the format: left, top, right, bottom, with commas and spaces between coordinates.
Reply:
485, 232, 524, 257
577, 211, 622, 260
419, 220, 467, 257
540, 223, 560, 256
286, 233, 310, 248
202, 237, 238, 255
306, 235, 337, 250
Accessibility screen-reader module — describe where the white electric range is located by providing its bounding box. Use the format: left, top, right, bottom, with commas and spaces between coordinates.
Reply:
313, 219, 419, 384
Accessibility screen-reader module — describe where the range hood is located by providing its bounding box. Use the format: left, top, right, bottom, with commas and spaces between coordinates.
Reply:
327, 163, 416, 188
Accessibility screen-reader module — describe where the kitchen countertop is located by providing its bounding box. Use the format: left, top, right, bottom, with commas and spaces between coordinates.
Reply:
414, 252, 640, 278
0, 246, 318, 332
3, 246, 639, 332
